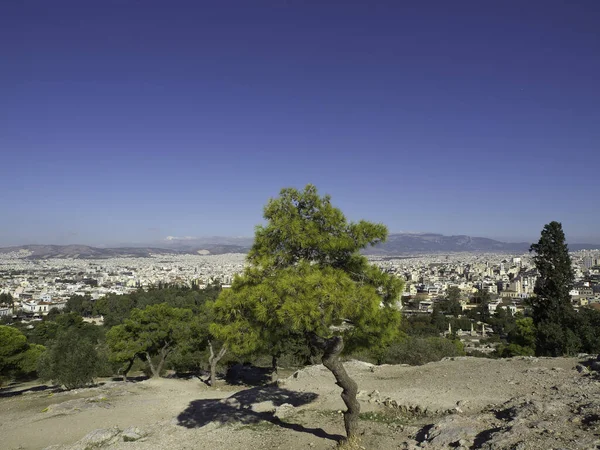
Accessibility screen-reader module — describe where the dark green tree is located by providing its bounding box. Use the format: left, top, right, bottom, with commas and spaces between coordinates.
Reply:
106, 304, 195, 378
37, 327, 99, 389
65, 294, 94, 317
0, 326, 45, 386
472, 290, 491, 323
211, 185, 403, 441
0, 293, 14, 310
529, 221, 577, 355
441, 286, 462, 317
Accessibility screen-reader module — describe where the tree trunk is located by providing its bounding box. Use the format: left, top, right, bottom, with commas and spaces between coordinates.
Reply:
145, 352, 159, 378
271, 353, 279, 383
310, 334, 360, 440
121, 358, 135, 382
208, 341, 227, 387
155, 345, 170, 377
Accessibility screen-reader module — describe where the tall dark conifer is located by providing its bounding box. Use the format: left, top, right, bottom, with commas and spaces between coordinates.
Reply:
529, 221, 578, 355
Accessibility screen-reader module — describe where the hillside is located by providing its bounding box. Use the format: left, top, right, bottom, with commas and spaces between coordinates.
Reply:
1, 233, 598, 259
1, 356, 599, 449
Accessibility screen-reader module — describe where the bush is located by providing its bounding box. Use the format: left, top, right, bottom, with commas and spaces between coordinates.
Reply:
169, 348, 207, 375
382, 336, 465, 366
496, 343, 535, 357
37, 328, 99, 389
0, 326, 45, 386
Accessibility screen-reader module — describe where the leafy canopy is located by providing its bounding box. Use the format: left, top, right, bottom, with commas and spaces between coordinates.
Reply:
106, 303, 196, 364
212, 184, 404, 356
0, 325, 45, 383
37, 327, 98, 389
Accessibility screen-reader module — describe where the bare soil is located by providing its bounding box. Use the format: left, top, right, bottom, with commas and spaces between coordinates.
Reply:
1, 356, 599, 450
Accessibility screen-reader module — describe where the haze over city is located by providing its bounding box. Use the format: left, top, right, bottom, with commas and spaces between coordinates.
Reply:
1, 1, 599, 246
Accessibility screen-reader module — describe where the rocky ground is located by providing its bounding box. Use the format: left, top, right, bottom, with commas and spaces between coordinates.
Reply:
1, 356, 600, 450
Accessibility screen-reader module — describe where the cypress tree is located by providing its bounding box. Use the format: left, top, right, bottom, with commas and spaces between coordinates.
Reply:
529, 221, 578, 355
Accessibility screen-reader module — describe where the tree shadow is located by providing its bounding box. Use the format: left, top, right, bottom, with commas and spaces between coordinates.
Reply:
177, 385, 344, 442
225, 364, 272, 386
109, 375, 148, 383
0, 384, 62, 398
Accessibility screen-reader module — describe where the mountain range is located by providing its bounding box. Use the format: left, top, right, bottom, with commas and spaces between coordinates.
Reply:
1, 233, 599, 259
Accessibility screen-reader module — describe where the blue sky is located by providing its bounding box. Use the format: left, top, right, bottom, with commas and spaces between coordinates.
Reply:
1, 1, 599, 246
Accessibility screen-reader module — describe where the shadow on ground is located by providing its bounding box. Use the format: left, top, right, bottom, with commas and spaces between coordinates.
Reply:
109, 375, 148, 383
226, 364, 272, 386
177, 385, 344, 442
0, 384, 62, 398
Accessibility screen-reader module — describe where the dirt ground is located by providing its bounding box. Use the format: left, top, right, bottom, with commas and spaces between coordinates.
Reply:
2, 356, 600, 450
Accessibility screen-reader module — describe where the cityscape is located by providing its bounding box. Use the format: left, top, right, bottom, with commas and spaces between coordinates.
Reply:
2, 246, 599, 320
2, 1, 599, 449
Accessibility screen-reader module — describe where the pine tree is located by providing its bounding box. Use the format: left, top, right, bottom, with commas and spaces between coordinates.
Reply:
211, 185, 403, 441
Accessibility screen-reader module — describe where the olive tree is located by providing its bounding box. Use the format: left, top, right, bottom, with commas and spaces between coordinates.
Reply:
37, 327, 99, 389
211, 185, 403, 440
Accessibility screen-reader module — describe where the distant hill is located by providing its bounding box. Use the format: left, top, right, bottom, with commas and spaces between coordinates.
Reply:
0, 242, 252, 259
0, 245, 180, 259
1, 233, 598, 259
366, 233, 600, 254
365, 233, 530, 254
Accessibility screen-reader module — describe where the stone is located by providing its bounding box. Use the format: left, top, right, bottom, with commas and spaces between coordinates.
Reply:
251, 401, 276, 413
274, 403, 295, 419
122, 426, 145, 442
71, 427, 121, 450
425, 416, 478, 448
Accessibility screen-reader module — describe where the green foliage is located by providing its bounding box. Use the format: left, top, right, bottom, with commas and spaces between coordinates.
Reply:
247, 185, 389, 270
17, 344, 46, 375
211, 185, 404, 360
530, 221, 575, 324
65, 294, 94, 317
487, 306, 517, 337
440, 287, 462, 317
497, 343, 535, 357
106, 303, 197, 377
470, 290, 491, 323
0, 325, 46, 385
37, 327, 99, 389
95, 284, 221, 327
510, 317, 536, 348
401, 314, 440, 337
27, 312, 103, 346
381, 336, 464, 366
574, 308, 600, 353
0, 293, 14, 306
529, 221, 580, 356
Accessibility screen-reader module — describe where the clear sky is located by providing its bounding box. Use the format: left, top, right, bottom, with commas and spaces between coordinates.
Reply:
1, 0, 599, 246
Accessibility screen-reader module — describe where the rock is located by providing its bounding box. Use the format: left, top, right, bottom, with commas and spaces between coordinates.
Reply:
400, 440, 419, 450
71, 427, 121, 450
357, 390, 370, 400
122, 426, 145, 442
251, 401, 276, 413
274, 403, 295, 419
424, 416, 478, 448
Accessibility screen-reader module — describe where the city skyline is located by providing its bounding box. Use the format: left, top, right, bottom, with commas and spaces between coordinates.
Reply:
1, 1, 599, 246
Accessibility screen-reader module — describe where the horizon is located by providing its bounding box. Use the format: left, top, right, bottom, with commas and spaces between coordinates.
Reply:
1, 1, 599, 246
4, 229, 600, 249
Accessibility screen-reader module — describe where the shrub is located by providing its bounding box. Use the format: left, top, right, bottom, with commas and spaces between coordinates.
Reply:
37, 328, 99, 389
496, 343, 535, 357
382, 336, 465, 366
